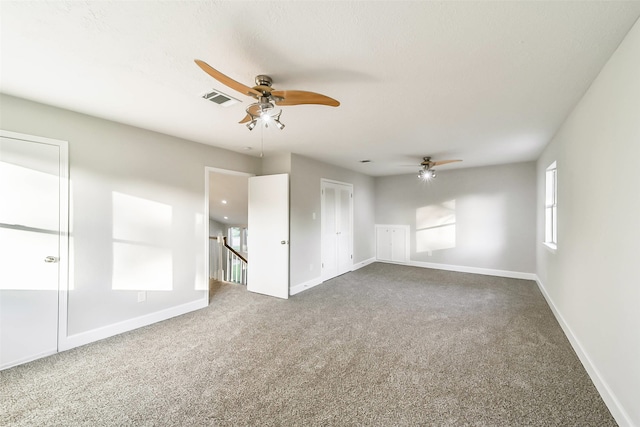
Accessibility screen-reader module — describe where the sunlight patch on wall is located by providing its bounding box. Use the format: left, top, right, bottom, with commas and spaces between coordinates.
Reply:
194, 212, 206, 291
416, 200, 456, 252
464, 194, 505, 257
0, 162, 58, 230
0, 161, 59, 291
112, 192, 173, 291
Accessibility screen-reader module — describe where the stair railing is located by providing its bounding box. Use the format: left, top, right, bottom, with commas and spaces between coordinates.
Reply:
222, 236, 247, 285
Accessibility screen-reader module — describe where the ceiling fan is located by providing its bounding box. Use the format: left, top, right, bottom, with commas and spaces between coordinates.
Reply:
195, 59, 340, 130
415, 157, 462, 180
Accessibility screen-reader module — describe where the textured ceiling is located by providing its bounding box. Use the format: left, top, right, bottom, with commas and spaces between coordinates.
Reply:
2, 1, 639, 176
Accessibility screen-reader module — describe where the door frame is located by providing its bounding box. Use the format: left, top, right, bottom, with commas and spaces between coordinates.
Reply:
320, 178, 354, 281
204, 167, 252, 301
0, 129, 69, 353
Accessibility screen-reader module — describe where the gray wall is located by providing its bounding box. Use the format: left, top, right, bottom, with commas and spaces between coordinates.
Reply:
0, 94, 261, 340
375, 162, 536, 273
209, 218, 226, 238
261, 152, 292, 175
290, 154, 376, 287
535, 19, 640, 425
209, 218, 226, 279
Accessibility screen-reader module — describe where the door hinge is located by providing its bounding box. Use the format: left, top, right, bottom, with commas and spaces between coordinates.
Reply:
351, 254, 353, 259
322, 263, 324, 268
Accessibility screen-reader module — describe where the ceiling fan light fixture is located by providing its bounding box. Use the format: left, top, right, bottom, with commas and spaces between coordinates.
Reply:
418, 167, 436, 181
273, 110, 285, 130
246, 120, 257, 131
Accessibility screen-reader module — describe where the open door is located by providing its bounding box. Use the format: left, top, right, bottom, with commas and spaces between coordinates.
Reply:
247, 174, 289, 299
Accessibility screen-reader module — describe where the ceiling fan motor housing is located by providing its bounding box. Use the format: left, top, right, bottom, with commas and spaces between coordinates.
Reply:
255, 75, 273, 87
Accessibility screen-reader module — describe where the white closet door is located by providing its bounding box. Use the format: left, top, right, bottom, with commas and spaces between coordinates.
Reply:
391, 228, 407, 262
336, 185, 352, 275
321, 185, 338, 280
376, 227, 392, 261
0, 134, 64, 369
321, 180, 353, 281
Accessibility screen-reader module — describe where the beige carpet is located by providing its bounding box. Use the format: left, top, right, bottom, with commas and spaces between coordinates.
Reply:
1, 263, 616, 426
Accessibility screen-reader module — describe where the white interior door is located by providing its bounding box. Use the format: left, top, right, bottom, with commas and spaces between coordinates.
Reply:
0, 131, 67, 370
247, 174, 289, 299
336, 185, 353, 275
321, 180, 353, 281
321, 185, 338, 280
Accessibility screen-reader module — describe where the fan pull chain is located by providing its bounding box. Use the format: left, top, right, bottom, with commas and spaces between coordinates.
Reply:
260, 122, 264, 158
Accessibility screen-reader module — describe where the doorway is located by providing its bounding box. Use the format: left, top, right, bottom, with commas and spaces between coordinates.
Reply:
321, 179, 353, 281
0, 130, 69, 370
205, 169, 290, 300
205, 167, 250, 296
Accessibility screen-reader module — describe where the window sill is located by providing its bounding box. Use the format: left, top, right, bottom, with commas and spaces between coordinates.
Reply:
543, 242, 557, 253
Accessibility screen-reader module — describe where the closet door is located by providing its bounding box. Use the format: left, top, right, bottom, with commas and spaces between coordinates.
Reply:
321, 180, 353, 281
376, 227, 392, 261
391, 227, 407, 262
375, 225, 409, 263
336, 185, 352, 275
321, 184, 338, 280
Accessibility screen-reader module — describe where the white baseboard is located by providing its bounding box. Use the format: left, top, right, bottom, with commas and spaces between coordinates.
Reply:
59, 297, 208, 352
1, 348, 58, 371
534, 276, 632, 427
403, 260, 536, 280
352, 257, 376, 271
290, 258, 376, 296
290, 277, 323, 296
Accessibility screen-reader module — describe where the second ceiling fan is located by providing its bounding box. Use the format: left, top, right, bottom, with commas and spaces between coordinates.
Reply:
195, 59, 340, 130
416, 157, 462, 180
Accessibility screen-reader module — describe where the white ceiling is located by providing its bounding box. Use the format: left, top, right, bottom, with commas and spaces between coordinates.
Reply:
2, 1, 639, 176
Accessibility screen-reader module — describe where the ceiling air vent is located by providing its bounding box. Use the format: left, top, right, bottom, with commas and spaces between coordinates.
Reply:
201, 89, 240, 107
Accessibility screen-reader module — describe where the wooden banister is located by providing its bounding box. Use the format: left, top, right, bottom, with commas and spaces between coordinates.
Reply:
220, 236, 247, 264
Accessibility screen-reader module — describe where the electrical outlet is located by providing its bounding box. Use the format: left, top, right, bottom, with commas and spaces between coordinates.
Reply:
137, 291, 147, 302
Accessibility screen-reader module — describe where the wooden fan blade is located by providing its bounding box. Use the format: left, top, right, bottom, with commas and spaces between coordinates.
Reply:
194, 59, 261, 98
247, 104, 263, 116
432, 160, 462, 167
238, 114, 252, 124
252, 85, 273, 94
272, 90, 340, 107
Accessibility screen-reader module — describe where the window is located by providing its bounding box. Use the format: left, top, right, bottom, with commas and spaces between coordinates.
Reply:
544, 161, 557, 249
227, 226, 248, 253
